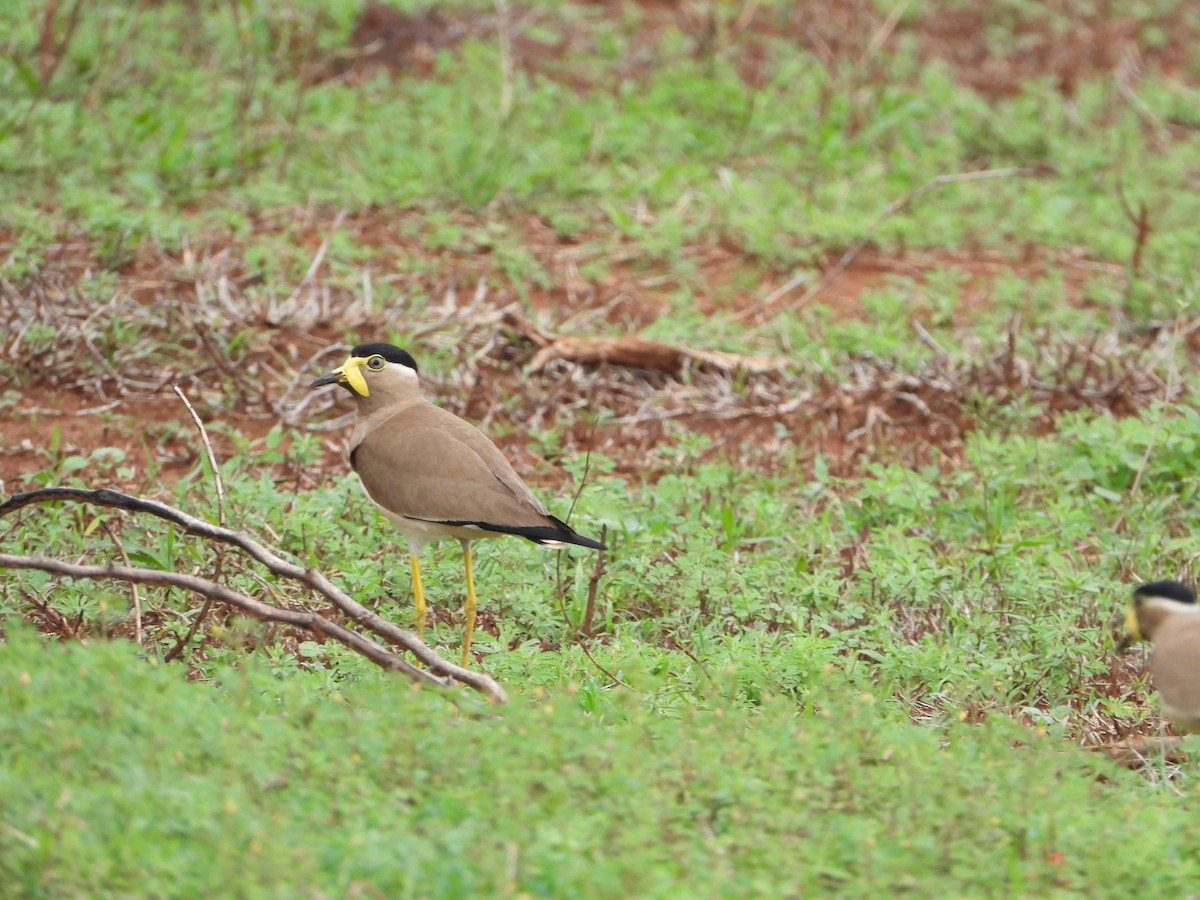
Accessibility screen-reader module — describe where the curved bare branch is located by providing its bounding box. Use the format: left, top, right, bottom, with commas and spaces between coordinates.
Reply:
0, 487, 508, 703
0, 553, 450, 686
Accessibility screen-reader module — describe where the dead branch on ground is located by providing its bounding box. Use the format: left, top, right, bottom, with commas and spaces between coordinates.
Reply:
0, 487, 507, 703
0, 554, 444, 684
503, 309, 787, 376
164, 385, 227, 663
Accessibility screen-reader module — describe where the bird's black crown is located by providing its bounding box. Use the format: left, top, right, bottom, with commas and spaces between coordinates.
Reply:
352, 343, 418, 373
1134, 579, 1197, 605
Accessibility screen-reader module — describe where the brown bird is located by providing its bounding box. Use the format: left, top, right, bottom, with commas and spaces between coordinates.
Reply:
1121, 579, 1200, 733
311, 343, 604, 666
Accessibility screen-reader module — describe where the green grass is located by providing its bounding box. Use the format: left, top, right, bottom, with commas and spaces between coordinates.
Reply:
4, 0, 1200, 894
4, 627, 1200, 897
6, 403, 1196, 726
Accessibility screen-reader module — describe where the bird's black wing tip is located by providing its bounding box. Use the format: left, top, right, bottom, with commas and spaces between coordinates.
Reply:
564, 533, 606, 551
427, 516, 605, 550
545, 515, 605, 550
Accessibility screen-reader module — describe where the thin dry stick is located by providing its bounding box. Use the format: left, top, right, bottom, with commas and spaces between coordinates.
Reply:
553, 574, 631, 691
733, 0, 760, 32
564, 444, 595, 526
1113, 319, 1181, 539
861, 0, 908, 64
287, 208, 347, 306
81, 1, 149, 113
494, 0, 514, 121
167, 384, 227, 663
581, 524, 608, 637
0, 554, 446, 687
17, 0, 85, 129
0, 488, 507, 702
275, 17, 322, 180
1115, 50, 1166, 140
753, 166, 1040, 315
547, 432, 627, 688
171, 384, 226, 525
1114, 173, 1154, 278
164, 595, 214, 664
100, 520, 142, 644
552, 531, 630, 691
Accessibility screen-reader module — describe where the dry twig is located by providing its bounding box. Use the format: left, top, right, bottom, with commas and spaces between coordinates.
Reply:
547, 433, 626, 689
552, 534, 629, 690
1114, 173, 1154, 278
171, 385, 227, 524
504, 308, 786, 376
582, 524, 608, 638
166, 385, 227, 663
0, 487, 507, 702
100, 520, 141, 644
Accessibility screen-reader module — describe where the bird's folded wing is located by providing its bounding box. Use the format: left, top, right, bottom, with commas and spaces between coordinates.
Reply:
351, 417, 552, 530
1151, 619, 1200, 720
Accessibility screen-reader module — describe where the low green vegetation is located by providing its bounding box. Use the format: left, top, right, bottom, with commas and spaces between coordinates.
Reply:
7, 402, 1200, 892
1, 0, 1198, 366
6, 403, 1196, 728
3, 626, 1200, 897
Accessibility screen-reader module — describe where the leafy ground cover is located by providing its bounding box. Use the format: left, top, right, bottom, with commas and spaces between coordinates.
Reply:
3, 0, 1200, 894
5, 628, 1200, 896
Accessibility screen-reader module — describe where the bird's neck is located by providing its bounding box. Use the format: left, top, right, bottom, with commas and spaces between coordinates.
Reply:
351, 396, 426, 446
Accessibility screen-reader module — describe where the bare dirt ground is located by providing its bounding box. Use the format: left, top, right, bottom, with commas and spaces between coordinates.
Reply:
1, 203, 1181, 497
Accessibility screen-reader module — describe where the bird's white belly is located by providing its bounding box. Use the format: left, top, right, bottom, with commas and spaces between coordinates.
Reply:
372, 500, 496, 550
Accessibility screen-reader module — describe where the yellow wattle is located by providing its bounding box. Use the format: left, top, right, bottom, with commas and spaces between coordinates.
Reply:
341, 357, 370, 397
1125, 606, 1142, 643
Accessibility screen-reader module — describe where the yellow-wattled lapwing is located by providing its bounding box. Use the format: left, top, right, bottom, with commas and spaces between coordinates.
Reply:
1121, 579, 1200, 733
311, 343, 603, 666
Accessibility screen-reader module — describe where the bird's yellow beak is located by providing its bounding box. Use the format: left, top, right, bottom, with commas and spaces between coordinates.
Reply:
1124, 605, 1142, 643
310, 356, 370, 398
1115, 604, 1142, 653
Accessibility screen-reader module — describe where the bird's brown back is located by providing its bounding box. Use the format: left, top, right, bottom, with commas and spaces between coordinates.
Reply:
350, 400, 553, 530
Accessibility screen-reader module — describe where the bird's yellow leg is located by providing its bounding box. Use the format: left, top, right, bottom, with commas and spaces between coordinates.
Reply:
410, 552, 427, 641
460, 540, 478, 668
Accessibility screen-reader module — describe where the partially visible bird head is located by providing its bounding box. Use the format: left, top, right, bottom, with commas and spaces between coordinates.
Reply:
1118, 579, 1198, 650
310, 343, 419, 399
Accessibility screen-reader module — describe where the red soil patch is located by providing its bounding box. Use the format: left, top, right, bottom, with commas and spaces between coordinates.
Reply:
0, 386, 318, 496
745, 245, 1119, 325
0, 208, 1162, 494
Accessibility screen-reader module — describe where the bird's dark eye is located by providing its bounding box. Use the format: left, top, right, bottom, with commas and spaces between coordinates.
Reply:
367, 356, 385, 371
